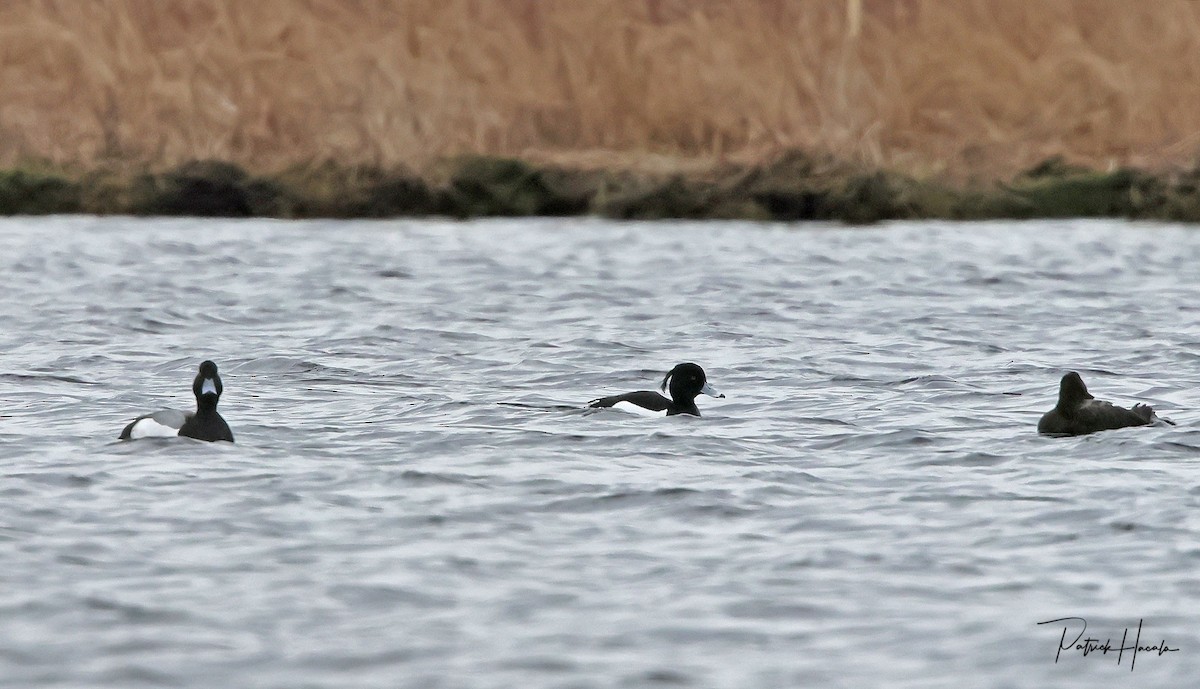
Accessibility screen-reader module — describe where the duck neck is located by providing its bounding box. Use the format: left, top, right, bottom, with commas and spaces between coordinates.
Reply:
668, 388, 699, 415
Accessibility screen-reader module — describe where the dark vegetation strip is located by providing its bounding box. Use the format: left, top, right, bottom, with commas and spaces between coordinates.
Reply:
4, 153, 1200, 223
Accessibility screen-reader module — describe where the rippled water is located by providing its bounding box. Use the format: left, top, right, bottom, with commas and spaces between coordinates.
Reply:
3, 216, 1200, 688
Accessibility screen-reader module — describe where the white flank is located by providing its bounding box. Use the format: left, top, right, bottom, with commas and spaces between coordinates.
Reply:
128, 409, 188, 439
130, 417, 182, 439
611, 401, 668, 417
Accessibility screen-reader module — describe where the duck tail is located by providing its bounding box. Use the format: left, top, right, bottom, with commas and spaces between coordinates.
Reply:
1133, 403, 1175, 425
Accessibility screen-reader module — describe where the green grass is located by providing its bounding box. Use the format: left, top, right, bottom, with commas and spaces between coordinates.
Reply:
2, 152, 1200, 224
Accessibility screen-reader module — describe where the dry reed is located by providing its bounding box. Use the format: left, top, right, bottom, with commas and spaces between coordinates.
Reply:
2, 0, 1200, 177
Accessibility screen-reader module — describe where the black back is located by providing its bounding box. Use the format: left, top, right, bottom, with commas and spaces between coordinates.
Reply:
589, 390, 674, 413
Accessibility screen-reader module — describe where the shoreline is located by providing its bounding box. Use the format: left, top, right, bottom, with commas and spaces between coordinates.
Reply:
3, 152, 1200, 223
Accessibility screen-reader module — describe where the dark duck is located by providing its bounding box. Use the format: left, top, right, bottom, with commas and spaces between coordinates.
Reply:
1038, 371, 1170, 436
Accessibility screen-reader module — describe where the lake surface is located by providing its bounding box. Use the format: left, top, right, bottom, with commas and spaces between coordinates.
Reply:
2, 216, 1199, 688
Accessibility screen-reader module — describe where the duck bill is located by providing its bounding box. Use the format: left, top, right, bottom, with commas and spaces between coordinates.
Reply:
201, 378, 219, 396
700, 382, 724, 399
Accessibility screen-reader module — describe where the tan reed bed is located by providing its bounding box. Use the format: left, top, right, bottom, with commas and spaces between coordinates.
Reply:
2, 0, 1200, 180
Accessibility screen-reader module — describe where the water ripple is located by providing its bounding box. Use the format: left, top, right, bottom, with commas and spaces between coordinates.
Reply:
1, 217, 1199, 688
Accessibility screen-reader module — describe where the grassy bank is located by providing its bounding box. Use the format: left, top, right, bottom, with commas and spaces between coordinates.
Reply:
6, 153, 1200, 223
4, 1, 1200, 179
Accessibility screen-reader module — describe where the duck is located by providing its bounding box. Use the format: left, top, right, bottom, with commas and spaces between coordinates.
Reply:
1037, 371, 1168, 436
588, 362, 724, 417
119, 360, 234, 442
